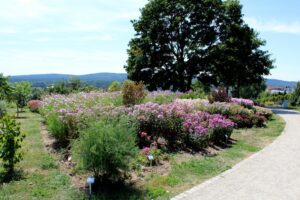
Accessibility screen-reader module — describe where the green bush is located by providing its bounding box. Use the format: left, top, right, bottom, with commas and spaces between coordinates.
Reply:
0, 101, 7, 118
0, 115, 25, 178
108, 81, 122, 92
46, 113, 68, 145
290, 82, 300, 106
122, 81, 146, 106
72, 117, 138, 182
180, 90, 206, 99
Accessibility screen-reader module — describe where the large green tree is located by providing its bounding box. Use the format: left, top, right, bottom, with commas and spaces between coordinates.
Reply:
208, 1, 274, 97
125, 0, 274, 93
125, 0, 224, 91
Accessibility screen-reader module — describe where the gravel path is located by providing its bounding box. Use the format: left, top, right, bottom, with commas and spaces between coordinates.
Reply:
173, 108, 300, 200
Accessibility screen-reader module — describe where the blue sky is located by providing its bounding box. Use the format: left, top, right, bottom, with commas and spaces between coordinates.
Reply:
0, 0, 299, 81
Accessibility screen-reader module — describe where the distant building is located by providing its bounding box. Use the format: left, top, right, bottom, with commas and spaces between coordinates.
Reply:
267, 86, 293, 94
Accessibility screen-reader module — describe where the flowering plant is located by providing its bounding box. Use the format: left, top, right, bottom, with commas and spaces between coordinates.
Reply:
27, 100, 42, 113
231, 98, 254, 108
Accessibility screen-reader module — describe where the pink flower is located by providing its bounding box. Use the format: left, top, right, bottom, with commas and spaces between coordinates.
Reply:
140, 132, 147, 138
142, 147, 151, 155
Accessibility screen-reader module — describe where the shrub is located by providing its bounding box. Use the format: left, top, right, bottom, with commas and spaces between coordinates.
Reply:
122, 81, 147, 106
290, 82, 300, 106
180, 90, 206, 100
132, 102, 235, 150
72, 117, 138, 182
183, 112, 234, 148
231, 98, 254, 109
46, 110, 80, 146
252, 114, 267, 128
132, 102, 186, 150
0, 115, 25, 178
27, 100, 42, 113
254, 106, 273, 120
0, 101, 7, 118
46, 113, 68, 145
30, 87, 44, 100
229, 114, 254, 128
108, 81, 122, 92
209, 87, 230, 103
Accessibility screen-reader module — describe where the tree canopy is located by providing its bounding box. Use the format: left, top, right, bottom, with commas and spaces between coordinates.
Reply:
125, 0, 274, 94
0, 74, 12, 100
11, 82, 32, 115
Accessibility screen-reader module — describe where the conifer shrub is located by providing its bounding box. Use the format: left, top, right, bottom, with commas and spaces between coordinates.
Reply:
72, 117, 138, 182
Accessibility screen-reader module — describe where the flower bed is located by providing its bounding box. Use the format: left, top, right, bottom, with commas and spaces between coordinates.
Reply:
40, 91, 273, 149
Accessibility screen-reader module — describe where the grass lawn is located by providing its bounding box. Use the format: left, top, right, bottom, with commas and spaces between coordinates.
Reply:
0, 110, 285, 200
0, 110, 84, 200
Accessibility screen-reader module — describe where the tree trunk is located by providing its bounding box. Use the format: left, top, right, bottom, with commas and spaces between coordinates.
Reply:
236, 78, 241, 98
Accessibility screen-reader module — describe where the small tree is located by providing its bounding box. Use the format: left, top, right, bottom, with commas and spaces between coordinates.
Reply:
67, 77, 82, 91
108, 81, 122, 92
0, 115, 25, 179
11, 82, 32, 117
290, 82, 300, 106
0, 73, 12, 101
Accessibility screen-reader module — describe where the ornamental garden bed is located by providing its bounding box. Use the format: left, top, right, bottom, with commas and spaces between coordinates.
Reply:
36, 91, 284, 199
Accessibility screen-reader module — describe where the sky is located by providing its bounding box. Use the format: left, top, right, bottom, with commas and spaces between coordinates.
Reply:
0, 0, 299, 81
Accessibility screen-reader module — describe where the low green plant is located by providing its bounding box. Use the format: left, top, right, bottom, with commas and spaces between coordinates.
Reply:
0, 100, 7, 118
46, 113, 68, 145
0, 115, 25, 179
180, 90, 206, 99
72, 117, 138, 182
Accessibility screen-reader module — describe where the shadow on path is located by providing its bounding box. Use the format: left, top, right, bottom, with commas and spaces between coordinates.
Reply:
267, 107, 300, 115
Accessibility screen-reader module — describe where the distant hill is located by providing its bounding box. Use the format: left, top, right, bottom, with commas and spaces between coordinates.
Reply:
8, 73, 297, 89
266, 79, 297, 88
9, 73, 127, 88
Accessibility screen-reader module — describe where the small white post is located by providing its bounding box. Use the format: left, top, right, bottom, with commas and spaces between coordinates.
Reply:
87, 176, 95, 197
148, 155, 154, 167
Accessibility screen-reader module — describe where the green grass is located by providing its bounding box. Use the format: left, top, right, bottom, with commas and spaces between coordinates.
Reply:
145, 115, 286, 198
0, 110, 84, 200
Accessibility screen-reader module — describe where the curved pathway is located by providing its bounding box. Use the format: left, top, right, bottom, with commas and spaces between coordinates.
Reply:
173, 108, 300, 200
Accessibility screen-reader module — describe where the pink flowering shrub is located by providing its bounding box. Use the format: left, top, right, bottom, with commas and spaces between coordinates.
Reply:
183, 112, 234, 148
27, 100, 42, 113
131, 102, 235, 150
131, 102, 188, 149
231, 98, 254, 108
254, 106, 273, 120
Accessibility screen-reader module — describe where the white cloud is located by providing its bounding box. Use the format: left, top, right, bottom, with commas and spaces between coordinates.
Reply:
246, 17, 300, 34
